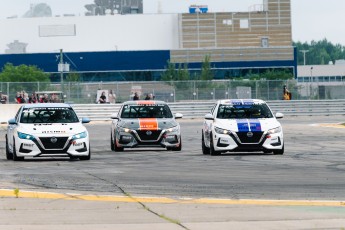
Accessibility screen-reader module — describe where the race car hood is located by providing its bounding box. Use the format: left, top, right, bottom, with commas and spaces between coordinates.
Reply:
215, 118, 281, 132
17, 123, 86, 136
118, 118, 178, 130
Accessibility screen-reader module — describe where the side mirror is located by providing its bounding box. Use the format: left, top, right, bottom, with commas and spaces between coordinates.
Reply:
8, 118, 17, 125
275, 112, 284, 119
110, 113, 119, 119
81, 117, 91, 124
174, 113, 183, 119
204, 113, 214, 120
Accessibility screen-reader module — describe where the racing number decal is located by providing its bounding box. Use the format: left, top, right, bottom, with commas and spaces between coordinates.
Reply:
139, 118, 158, 130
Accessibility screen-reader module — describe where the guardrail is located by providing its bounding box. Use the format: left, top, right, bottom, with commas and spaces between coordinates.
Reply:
72, 100, 345, 121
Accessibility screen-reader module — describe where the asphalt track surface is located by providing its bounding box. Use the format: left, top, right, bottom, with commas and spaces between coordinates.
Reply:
1, 116, 345, 229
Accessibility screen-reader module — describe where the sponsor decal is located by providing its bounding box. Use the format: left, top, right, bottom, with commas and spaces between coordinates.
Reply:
139, 118, 158, 130
73, 142, 83, 147
42, 130, 66, 133
219, 138, 229, 144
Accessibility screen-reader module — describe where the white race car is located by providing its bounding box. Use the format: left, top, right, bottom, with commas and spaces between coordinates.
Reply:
5, 103, 91, 161
202, 99, 284, 155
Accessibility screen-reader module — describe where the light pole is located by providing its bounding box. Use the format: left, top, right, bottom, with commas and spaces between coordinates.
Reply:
300, 50, 309, 65
59, 49, 64, 93
310, 66, 313, 99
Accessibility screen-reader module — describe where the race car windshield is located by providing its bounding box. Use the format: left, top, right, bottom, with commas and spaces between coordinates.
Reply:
216, 104, 273, 119
20, 107, 79, 123
120, 105, 173, 118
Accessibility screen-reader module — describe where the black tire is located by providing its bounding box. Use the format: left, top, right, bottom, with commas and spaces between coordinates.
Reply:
79, 145, 91, 160
5, 135, 13, 160
209, 133, 221, 156
110, 131, 115, 151
273, 144, 284, 155
12, 139, 24, 161
114, 133, 124, 152
202, 132, 209, 155
171, 137, 182, 151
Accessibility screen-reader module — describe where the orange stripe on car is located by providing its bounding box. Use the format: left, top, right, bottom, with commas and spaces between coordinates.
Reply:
139, 118, 158, 130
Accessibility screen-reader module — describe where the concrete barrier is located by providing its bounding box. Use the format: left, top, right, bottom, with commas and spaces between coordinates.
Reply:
1, 100, 345, 123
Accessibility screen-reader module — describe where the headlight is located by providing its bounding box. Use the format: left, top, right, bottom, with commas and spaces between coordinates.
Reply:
118, 127, 131, 133
267, 126, 282, 134
18, 132, 35, 140
166, 126, 179, 133
214, 127, 232, 135
72, 131, 87, 140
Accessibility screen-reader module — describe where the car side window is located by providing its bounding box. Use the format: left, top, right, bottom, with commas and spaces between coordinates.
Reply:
15, 106, 22, 122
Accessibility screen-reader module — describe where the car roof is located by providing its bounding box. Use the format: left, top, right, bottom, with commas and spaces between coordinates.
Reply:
22, 103, 72, 109
218, 99, 266, 104
122, 100, 167, 105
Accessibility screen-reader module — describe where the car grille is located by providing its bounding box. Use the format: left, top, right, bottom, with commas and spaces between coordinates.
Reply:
136, 130, 162, 141
236, 132, 264, 144
39, 137, 69, 149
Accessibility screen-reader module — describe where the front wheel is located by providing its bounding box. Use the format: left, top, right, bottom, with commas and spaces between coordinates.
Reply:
110, 131, 115, 151
171, 137, 182, 151
114, 133, 124, 152
5, 135, 13, 160
202, 132, 209, 155
12, 139, 24, 161
273, 144, 284, 155
79, 145, 91, 160
209, 133, 221, 156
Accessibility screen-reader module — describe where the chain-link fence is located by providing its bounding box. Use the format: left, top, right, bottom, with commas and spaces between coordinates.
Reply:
1, 80, 345, 104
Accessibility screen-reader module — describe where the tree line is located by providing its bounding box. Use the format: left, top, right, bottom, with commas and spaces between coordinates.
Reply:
294, 39, 345, 65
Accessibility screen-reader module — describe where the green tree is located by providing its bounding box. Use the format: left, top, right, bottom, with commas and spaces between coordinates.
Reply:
161, 60, 177, 81
259, 69, 293, 80
0, 63, 50, 82
200, 55, 213, 80
66, 72, 81, 82
177, 63, 190, 81
294, 39, 345, 65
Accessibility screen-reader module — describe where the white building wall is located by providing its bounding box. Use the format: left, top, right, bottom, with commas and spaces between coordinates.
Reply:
0, 14, 179, 54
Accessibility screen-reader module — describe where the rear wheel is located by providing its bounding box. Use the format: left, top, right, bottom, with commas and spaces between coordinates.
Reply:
273, 144, 284, 155
209, 133, 221, 156
202, 132, 209, 155
5, 135, 13, 160
12, 139, 24, 161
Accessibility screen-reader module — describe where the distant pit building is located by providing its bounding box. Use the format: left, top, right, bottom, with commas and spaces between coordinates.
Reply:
0, 0, 296, 82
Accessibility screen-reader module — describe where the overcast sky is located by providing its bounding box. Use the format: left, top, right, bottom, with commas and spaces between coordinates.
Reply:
1, 0, 345, 46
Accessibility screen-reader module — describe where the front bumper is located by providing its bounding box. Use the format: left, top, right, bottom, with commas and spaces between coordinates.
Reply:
15, 135, 89, 157
212, 131, 283, 152
116, 129, 181, 149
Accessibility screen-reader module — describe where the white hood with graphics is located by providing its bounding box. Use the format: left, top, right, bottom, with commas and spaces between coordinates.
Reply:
215, 118, 281, 133
17, 123, 86, 136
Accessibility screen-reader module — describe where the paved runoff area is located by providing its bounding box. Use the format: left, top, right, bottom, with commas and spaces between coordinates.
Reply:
1, 117, 345, 229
